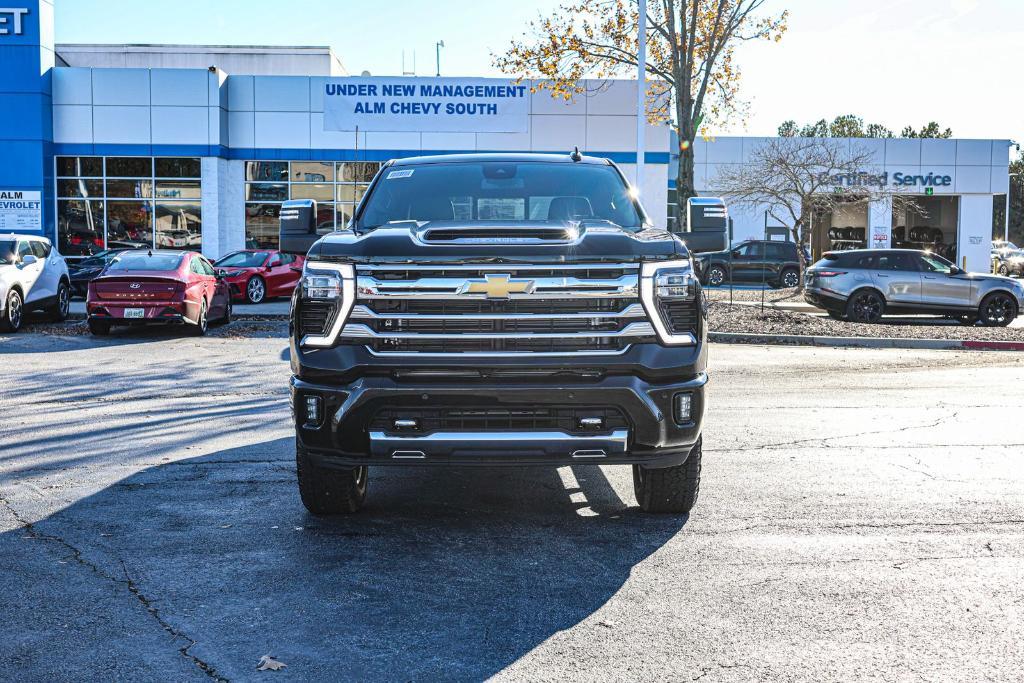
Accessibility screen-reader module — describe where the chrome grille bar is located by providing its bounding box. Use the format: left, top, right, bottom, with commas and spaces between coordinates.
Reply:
357, 275, 638, 299
348, 302, 647, 321
341, 321, 656, 340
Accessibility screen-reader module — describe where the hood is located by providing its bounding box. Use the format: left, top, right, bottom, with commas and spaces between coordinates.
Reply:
968, 272, 1024, 285
307, 221, 687, 265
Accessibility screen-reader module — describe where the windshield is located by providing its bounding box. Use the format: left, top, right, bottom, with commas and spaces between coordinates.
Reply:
77, 250, 120, 268
358, 162, 643, 231
0, 240, 15, 265
919, 252, 954, 273
107, 253, 184, 272
215, 251, 269, 268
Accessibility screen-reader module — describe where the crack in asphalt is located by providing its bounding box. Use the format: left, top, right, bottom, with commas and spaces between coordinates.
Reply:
0, 495, 228, 682
711, 518, 1024, 535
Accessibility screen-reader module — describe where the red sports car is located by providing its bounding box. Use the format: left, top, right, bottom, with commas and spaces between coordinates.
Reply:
86, 250, 231, 336
213, 249, 305, 304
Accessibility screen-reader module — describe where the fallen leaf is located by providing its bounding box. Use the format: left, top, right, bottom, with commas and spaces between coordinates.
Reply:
257, 655, 287, 671
598, 620, 616, 628
220, 524, 232, 529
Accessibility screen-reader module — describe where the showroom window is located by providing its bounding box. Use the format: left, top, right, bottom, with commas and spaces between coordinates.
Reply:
244, 161, 380, 248
55, 156, 202, 258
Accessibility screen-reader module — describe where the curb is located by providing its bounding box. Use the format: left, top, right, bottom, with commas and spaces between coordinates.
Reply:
709, 332, 1024, 352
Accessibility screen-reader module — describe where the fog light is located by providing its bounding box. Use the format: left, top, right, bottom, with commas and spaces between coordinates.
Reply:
305, 395, 321, 424
674, 392, 693, 424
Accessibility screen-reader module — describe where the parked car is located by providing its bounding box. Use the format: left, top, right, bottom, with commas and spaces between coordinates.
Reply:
86, 250, 231, 336
67, 248, 145, 298
991, 248, 1024, 277
694, 239, 802, 289
804, 248, 1024, 326
992, 239, 1020, 255
213, 249, 304, 304
0, 234, 71, 332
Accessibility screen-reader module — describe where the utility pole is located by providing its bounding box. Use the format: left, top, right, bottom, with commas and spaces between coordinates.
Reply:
435, 40, 445, 77
635, 0, 646, 197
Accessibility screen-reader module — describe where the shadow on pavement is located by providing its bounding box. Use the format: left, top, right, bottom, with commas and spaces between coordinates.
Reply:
3, 438, 688, 680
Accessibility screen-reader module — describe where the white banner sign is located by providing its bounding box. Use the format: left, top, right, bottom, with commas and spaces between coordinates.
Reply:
323, 78, 530, 134
0, 190, 41, 231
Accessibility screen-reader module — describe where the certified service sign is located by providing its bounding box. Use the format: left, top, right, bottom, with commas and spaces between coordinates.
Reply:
323, 77, 529, 134
0, 190, 42, 231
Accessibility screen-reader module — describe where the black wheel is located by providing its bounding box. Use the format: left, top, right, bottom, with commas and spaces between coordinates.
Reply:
0, 288, 23, 332
979, 292, 1017, 327
48, 281, 71, 322
998, 264, 1009, 276
633, 437, 702, 514
827, 310, 845, 321
216, 298, 232, 326
296, 437, 367, 515
88, 319, 111, 336
845, 289, 885, 323
780, 268, 800, 289
245, 276, 266, 304
707, 265, 727, 287
190, 300, 208, 336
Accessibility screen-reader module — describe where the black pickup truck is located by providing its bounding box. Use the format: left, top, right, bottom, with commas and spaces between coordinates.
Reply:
279, 153, 708, 515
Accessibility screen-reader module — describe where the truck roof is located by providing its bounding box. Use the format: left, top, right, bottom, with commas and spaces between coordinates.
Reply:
389, 152, 612, 167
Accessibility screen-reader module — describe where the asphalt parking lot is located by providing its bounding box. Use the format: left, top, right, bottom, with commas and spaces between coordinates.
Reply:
2, 327, 1023, 681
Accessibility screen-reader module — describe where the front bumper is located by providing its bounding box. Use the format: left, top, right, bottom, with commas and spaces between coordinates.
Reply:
292, 372, 707, 468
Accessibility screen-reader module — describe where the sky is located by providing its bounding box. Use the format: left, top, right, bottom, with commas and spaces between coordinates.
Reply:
55, 0, 1023, 147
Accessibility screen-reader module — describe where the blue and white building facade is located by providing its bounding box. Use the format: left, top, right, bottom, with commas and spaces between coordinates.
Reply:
2, 2, 1012, 273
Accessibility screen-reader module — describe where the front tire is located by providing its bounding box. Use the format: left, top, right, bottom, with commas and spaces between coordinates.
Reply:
846, 289, 885, 323
0, 289, 24, 332
998, 264, 1009, 276
979, 292, 1017, 327
296, 438, 368, 515
633, 437, 702, 514
780, 268, 800, 289
245, 276, 266, 304
48, 281, 71, 322
707, 265, 727, 287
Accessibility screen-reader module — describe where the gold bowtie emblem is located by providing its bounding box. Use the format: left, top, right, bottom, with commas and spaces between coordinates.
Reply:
460, 274, 535, 299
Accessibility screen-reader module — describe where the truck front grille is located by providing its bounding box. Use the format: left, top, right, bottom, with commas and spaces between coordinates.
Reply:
297, 300, 336, 337
344, 263, 653, 355
370, 406, 628, 434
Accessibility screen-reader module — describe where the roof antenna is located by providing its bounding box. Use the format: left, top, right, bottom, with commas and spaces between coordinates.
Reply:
147, 249, 152, 257
570, 146, 582, 162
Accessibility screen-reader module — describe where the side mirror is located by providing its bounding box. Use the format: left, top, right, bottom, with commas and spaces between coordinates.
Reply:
948, 266, 961, 276
730, 250, 741, 259
21, 254, 38, 266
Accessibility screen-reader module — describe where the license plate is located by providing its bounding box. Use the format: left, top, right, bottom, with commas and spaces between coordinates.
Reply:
124, 308, 145, 319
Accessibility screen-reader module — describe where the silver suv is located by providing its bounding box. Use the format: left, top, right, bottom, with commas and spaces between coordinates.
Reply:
804, 249, 1024, 327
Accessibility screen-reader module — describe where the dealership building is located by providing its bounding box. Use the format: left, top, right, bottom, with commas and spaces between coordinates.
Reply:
2, 2, 1012, 273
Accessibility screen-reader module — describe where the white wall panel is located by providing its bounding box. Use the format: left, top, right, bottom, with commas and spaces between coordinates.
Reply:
531, 115, 585, 151
52, 105, 93, 143
227, 111, 255, 148
954, 165, 991, 193
586, 115, 633, 152
421, 132, 476, 151
476, 130, 532, 151
991, 140, 1012, 166
150, 69, 208, 106
254, 112, 310, 148
92, 106, 150, 144
990, 167, 1010, 195
254, 76, 310, 112
584, 80, 636, 115
364, 131, 421, 150
920, 138, 956, 166
851, 138, 885, 163
958, 194, 994, 272
704, 137, 743, 164
955, 139, 992, 166
52, 68, 93, 105
531, 81, 586, 115
309, 77, 327, 112
884, 139, 920, 165
227, 76, 254, 111
309, 113, 365, 149
92, 68, 150, 106
151, 106, 209, 145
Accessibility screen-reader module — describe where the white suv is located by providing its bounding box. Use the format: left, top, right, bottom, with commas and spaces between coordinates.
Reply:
0, 234, 71, 332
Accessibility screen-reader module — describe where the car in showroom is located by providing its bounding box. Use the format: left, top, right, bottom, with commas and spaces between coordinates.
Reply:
0, 234, 71, 332
277, 152, 708, 516
693, 239, 802, 289
213, 249, 304, 304
86, 250, 231, 336
991, 247, 1024, 277
804, 248, 1024, 326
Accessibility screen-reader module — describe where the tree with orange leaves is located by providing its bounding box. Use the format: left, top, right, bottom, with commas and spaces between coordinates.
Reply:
495, 0, 787, 225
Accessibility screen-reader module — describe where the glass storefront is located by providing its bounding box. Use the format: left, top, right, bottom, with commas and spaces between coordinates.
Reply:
892, 196, 959, 264
244, 160, 381, 248
55, 156, 202, 258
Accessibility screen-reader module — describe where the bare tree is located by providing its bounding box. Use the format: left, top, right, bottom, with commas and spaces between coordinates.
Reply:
713, 137, 913, 288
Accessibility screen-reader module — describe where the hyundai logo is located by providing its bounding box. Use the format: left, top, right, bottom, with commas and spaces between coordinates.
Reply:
129, 283, 141, 289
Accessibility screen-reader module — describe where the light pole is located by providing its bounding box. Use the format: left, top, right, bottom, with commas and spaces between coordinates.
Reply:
435, 40, 445, 77
635, 1, 646, 197
1008, 173, 1019, 241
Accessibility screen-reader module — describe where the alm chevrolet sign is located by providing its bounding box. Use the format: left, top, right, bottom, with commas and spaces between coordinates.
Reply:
0, 7, 29, 35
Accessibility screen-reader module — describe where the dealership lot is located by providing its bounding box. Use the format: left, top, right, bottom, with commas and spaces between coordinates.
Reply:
2, 329, 1023, 681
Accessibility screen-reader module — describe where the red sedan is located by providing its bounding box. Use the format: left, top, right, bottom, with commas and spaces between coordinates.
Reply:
86, 250, 231, 336
213, 249, 304, 304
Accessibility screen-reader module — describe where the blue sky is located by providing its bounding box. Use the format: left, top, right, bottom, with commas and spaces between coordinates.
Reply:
55, 0, 1022, 146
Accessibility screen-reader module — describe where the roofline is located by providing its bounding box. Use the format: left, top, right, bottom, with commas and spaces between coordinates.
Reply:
390, 152, 612, 166
56, 43, 337, 52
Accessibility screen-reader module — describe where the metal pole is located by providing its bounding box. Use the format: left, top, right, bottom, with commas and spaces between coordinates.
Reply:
635, 0, 646, 194
435, 40, 444, 77
1008, 173, 1018, 242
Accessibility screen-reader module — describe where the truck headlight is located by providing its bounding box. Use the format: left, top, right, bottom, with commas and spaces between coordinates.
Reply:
299, 262, 355, 347
640, 260, 698, 345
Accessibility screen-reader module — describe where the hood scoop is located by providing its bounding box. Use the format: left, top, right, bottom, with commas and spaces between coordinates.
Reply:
419, 224, 581, 245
